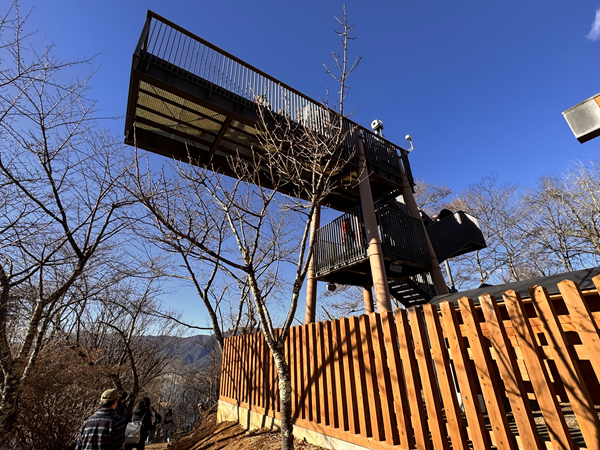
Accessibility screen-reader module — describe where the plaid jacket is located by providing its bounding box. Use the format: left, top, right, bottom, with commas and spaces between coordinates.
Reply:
75, 408, 126, 450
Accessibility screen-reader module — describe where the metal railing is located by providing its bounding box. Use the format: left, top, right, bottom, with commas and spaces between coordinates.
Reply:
134, 11, 408, 180
409, 272, 437, 298
314, 204, 431, 277
314, 206, 368, 276
375, 204, 431, 265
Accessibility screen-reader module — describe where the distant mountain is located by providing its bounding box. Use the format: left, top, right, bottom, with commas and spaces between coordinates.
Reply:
162, 334, 220, 367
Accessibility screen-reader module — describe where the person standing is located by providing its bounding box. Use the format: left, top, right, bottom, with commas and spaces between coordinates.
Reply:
116, 391, 128, 419
124, 397, 153, 450
162, 409, 174, 443
74, 389, 126, 450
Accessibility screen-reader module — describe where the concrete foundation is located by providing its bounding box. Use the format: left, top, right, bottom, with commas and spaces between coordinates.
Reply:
217, 400, 371, 450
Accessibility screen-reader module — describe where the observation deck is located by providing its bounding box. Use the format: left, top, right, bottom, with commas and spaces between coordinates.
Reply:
124, 11, 414, 212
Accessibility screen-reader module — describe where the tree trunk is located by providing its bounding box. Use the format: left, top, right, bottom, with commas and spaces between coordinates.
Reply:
273, 346, 294, 450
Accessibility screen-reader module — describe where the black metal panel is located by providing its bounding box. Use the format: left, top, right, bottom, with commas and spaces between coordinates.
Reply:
314, 204, 431, 279
426, 211, 487, 263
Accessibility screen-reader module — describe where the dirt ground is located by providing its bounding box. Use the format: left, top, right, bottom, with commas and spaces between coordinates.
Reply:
152, 409, 327, 450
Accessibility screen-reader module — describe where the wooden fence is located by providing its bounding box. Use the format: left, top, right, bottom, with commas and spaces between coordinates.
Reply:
219, 276, 600, 450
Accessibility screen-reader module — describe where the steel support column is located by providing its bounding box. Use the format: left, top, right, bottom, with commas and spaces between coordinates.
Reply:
363, 285, 374, 314
357, 133, 392, 312
304, 205, 321, 323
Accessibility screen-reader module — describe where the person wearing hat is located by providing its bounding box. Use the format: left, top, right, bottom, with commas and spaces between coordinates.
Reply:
74, 388, 126, 450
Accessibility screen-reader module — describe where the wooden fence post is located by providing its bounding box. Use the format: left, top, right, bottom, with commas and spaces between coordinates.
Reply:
459, 296, 516, 450
529, 285, 600, 450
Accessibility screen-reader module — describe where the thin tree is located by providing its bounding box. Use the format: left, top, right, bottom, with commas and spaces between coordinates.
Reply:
0, 4, 132, 440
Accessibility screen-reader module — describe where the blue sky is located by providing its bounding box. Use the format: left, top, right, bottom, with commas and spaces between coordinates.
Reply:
16, 0, 600, 326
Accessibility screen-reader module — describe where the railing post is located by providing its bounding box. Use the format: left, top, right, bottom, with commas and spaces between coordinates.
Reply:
397, 153, 449, 297
304, 205, 321, 324
356, 130, 392, 312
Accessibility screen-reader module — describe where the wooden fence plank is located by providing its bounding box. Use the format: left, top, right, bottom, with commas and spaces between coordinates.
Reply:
381, 311, 414, 449
299, 325, 307, 420
274, 329, 281, 415
479, 294, 543, 450
258, 334, 264, 410
351, 315, 371, 438
304, 324, 313, 421
219, 339, 228, 399
316, 322, 327, 424
395, 308, 432, 450
359, 314, 385, 441
370, 312, 400, 445
231, 336, 242, 405
459, 296, 517, 450
332, 319, 349, 432
409, 306, 450, 450
503, 290, 575, 450
309, 323, 318, 423
559, 280, 600, 387
292, 326, 300, 419
239, 334, 247, 406
440, 301, 491, 450
341, 317, 360, 435
294, 326, 306, 419
324, 320, 339, 429
423, 304, 469, 450
529, 285, 600, 450
229, 337, 236, 400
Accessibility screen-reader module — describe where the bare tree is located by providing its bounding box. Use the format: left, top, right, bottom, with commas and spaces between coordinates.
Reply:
0, 3, 132, 440
130, 8, 360, 449
414, 178, 453, 217
448, 174, 534, 286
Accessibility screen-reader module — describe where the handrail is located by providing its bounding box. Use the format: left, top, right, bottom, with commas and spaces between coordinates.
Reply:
136, 11, 409, 160
314, 204, 430, 277
375, 204, 431, 265
314, 206, 368, 275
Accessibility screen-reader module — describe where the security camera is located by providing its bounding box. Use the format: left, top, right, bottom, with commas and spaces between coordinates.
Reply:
405, 135, 414, 153
371, 119, 384, 134
326, 282, 337, 292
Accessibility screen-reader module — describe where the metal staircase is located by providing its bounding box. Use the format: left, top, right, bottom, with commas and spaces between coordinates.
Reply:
388, 273, 437, 308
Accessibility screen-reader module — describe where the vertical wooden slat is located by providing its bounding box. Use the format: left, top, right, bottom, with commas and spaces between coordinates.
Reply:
219, 338, 228, 399
370, 313, 399, 445
324, 320, 338, 429
341, 317, 360, 435
250, 333, 257, 408
309, 323, 318, 423
423, 304, 468, 450
409, 306, 450, 450
240, 334, 248, 406
258, 333, 264, 409
285, 327, 293, 418
303, 324, 313, 422
263, 333, 271, 412
274, 329, 281, 414
395, 308, 432, 450
503, 290, 575, 450
479, 294, 543, 450
228, 337, 236, 399
290, 326, 298, 418
440, 301, 491, 450
381, 311, 413, 449
332, 319, 349, 432
360, 314, 384, 441
459, 297, 516, 450
529, 285, 600, 449
351, 315, 371, 438
297, 325, 306, 420
231, 336, 240, 402
559, 280, 600, 383
316, 322, 327, 424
